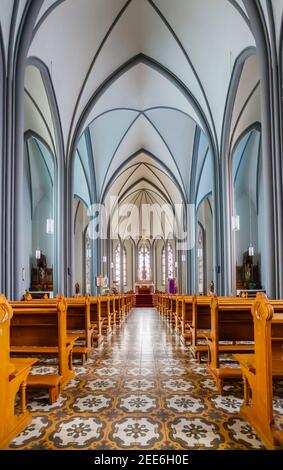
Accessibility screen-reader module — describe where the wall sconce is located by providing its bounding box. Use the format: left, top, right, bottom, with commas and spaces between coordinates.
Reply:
110, 262, 114, 269
174, 261, 178, 268
232, 214, 240, 231
102, 256, 107, 263
35, 249, 41, 259
248, 245, 254, 256
46, 218, 54, 234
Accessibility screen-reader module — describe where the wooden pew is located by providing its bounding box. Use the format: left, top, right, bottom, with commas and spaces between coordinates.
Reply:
21, 296, 93, 363
109, 295, 117, 327
114, 295, 123, 324
64, 297, 93, 363
157, 293, 163, 314
99, 295, 112, 335
206, 296, 255, 392
126, 292, 135, 313
174, 296, 184, 336
0, 295, 37, 449
169, 295, 177, 326
10, 297, 77, 401
181, 295, 194, 343
88, 296, 103, 345
190, 295, 212, 360
234, 293, 283, 449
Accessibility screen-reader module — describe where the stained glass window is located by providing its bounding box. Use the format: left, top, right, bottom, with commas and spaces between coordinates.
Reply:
115, 244, 127, 286
197, 226, 204, 294
138, 242, 151, 280
161, 247, 166, 285
168, 243, 174, 278
115, 244, 121, 285
123, 247, 127, 286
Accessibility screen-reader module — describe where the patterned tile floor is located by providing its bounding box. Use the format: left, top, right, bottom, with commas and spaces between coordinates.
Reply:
9, 308, 283, 450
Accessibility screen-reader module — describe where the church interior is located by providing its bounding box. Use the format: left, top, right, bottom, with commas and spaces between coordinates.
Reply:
1, 0, 283, 452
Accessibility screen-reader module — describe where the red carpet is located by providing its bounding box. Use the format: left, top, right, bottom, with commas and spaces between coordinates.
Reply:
135, 293, 154, 307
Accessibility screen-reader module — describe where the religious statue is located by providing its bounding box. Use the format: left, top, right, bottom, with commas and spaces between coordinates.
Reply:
37, 253, 47, 283
243, 251, 254, 287
30, 252, 53, 291
208, 280, 214, 295
75, 282, 80, 295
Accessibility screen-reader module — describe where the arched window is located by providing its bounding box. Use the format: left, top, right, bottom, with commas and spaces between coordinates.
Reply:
115, 244, 121, 285
84, 226, 91, 294
167, 243, 174, 278
161, 247, 166, 285
161, 243, 173, 285
115, 244, 127, 286
138, 241, 151, 280
123, 247, 127, 286
197, 225, 204, 294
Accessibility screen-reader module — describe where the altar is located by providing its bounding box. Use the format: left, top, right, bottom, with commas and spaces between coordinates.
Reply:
135, 281, 154, 294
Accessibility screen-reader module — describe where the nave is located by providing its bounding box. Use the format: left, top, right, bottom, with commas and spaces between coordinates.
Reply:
7, 307, 281, 451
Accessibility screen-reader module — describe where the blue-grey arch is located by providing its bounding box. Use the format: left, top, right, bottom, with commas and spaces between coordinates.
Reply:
242, 0, 277, 298
100, 148, 187, 206
0, 22, 5, 292
220, 46, 257, 163
231, 123, 261, 216
114, 164, 176, 206
197, 192, 213, 215
25, 130, 54, 187
24, 86, 56, 155
25, 56, 65, 294
148, 0, 218, 152
69, 54, 217, 170
11, 0, 45, 299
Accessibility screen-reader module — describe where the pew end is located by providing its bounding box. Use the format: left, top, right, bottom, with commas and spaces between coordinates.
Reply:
234, 293, 283, 449
0, 295, 38, 449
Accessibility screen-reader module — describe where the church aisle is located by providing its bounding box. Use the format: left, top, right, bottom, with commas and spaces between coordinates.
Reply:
8, 308, 269, 450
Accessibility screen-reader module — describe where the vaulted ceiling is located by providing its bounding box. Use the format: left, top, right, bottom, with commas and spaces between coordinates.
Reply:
2, 0, 283, 234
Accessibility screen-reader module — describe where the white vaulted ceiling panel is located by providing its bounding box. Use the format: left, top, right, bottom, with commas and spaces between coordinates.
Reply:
74, 0, 210, 143
145, 108, 196, 193
29, 0, 126, 146
154, 0, 254, 141
103, 113, 181, 194
24, 93, 54, 153
231, 86, 261, 151
25, 65, 56, 149
89, 109, 139, 196
83, 62, 203, 135
230, 53, 259, 143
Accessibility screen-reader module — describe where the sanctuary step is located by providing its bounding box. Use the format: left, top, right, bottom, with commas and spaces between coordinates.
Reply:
135, 293, 154, 308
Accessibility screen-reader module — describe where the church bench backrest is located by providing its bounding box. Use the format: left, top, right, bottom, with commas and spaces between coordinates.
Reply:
183, 296, 193, 323
10, 298, 67, 372
191, 295, 212, 349
19, 296, 91, 335
10, 307, 63, 347
99, 296, 110, 318
64, 298, 92, 346
210, 297, 254, 343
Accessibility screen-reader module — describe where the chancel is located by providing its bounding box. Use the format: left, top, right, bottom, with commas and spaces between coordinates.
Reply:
0, 0, 283, 453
